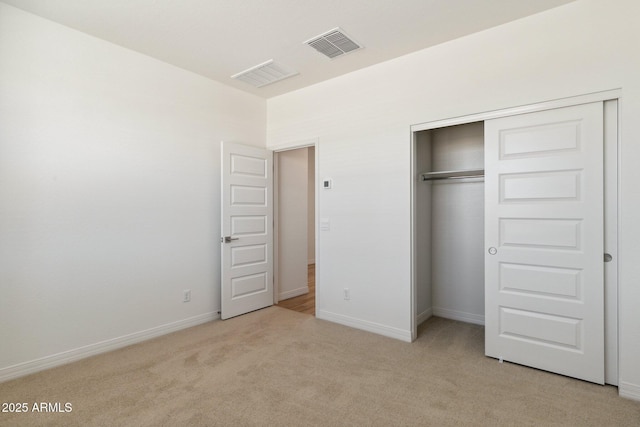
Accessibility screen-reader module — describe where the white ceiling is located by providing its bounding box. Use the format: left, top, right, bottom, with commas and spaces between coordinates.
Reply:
2, 0, 576, 99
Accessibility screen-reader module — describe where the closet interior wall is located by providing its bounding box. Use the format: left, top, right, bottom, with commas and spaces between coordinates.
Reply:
416, 122, 485, 325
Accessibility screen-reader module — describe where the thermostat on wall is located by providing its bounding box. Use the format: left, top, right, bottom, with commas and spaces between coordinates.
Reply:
323, 179, 332, 189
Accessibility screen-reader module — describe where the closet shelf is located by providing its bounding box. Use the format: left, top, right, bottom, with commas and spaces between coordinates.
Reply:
420, 169, 485, 181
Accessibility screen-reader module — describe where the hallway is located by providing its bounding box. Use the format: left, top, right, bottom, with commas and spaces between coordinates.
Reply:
276, 264, 315, 315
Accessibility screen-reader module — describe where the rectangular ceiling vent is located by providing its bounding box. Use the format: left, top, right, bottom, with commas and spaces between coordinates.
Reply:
231, 60, 298, 88
304, 28, 362, 59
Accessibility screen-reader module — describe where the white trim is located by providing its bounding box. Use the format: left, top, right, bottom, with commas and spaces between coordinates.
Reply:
411, 89, 621, 132
270, 137, 319, 152
432, 307, 485, 326
0, 312, 218, 383
278, 285, 309, 301
417, 308, 433, 326
410, 127, 417, 340
273, 151, 280, 304
619, 382, 640, 402
313, 141, 320, 317
317, 310, 412, 342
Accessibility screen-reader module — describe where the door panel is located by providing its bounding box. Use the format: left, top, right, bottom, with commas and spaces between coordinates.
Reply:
603, 99, 618, 385
498, 119, 581, 158
499, 218, 581, 249
221, 142, 273, 320
499, 263, 581, 299
500, 170, 581, 201
485, 102, 604, 384
499, 308, 581, 349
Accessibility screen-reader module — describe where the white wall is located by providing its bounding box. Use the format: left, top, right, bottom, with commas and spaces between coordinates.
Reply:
276, 148, 309, 300
428, 123, 485, 324
267, 0, 640, 399
0, 3, 265, 380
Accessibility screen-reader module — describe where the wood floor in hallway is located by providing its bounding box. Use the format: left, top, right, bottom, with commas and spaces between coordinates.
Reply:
276, 264, 315, 315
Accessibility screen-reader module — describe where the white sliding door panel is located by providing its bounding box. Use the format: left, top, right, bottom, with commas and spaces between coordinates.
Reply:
221, 142, 273, 320
603, 99, 618, 385
485, 102, 604, 384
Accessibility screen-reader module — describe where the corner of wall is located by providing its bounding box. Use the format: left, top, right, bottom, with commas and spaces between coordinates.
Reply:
619, 381, 640, 402
317, 309, 412, 342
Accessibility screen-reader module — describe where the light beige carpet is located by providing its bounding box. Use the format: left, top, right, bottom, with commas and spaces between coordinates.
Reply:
1, 307, 638, 426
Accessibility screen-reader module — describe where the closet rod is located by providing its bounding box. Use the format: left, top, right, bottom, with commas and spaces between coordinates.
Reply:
420, 169, 485, 181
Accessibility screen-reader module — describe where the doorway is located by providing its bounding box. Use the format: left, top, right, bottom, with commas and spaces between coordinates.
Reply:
274, 146, 316, 315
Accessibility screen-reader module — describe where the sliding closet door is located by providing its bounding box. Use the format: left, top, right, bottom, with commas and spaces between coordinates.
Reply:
484, 102, 604, 384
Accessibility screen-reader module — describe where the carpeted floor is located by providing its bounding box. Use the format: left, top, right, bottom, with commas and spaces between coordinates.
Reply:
1, 307, 638, 426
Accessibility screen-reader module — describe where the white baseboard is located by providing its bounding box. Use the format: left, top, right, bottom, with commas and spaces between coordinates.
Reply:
433, 307, 485, 326
417, 308, 433, 326
0, 312, 219, 383
317, 310, 412, 342
619, 381, 640, 401
279, 285, 309, 301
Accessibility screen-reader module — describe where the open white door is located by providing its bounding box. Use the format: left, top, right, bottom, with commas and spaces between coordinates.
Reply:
485, 102, 605, 384
221, 142, 273, 320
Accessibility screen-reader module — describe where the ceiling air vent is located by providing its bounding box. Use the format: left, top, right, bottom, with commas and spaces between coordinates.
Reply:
231, 60, 298, 88
304, 28, 362, 59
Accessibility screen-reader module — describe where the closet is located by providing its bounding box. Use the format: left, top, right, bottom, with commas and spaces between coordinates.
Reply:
412, 95, 619, 386
415, 122, 485, 325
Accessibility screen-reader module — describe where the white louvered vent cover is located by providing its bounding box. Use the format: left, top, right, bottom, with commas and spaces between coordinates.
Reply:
231, 60, 298, 88
305, 28, 362, 59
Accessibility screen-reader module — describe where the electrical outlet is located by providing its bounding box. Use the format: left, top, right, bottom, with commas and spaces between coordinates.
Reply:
183, 289, 191, 303
343, 288, 350, 300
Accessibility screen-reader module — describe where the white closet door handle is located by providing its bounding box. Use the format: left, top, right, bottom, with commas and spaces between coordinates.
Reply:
488, 247, 497, 255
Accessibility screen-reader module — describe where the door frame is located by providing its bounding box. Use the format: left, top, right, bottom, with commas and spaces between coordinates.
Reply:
271, 139, 319, 312
410, 89, 620, 379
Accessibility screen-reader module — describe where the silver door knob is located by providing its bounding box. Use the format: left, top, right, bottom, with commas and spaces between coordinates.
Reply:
488, 247, 497, 255
223, 236, 239, 243
604, 253, 613, 262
